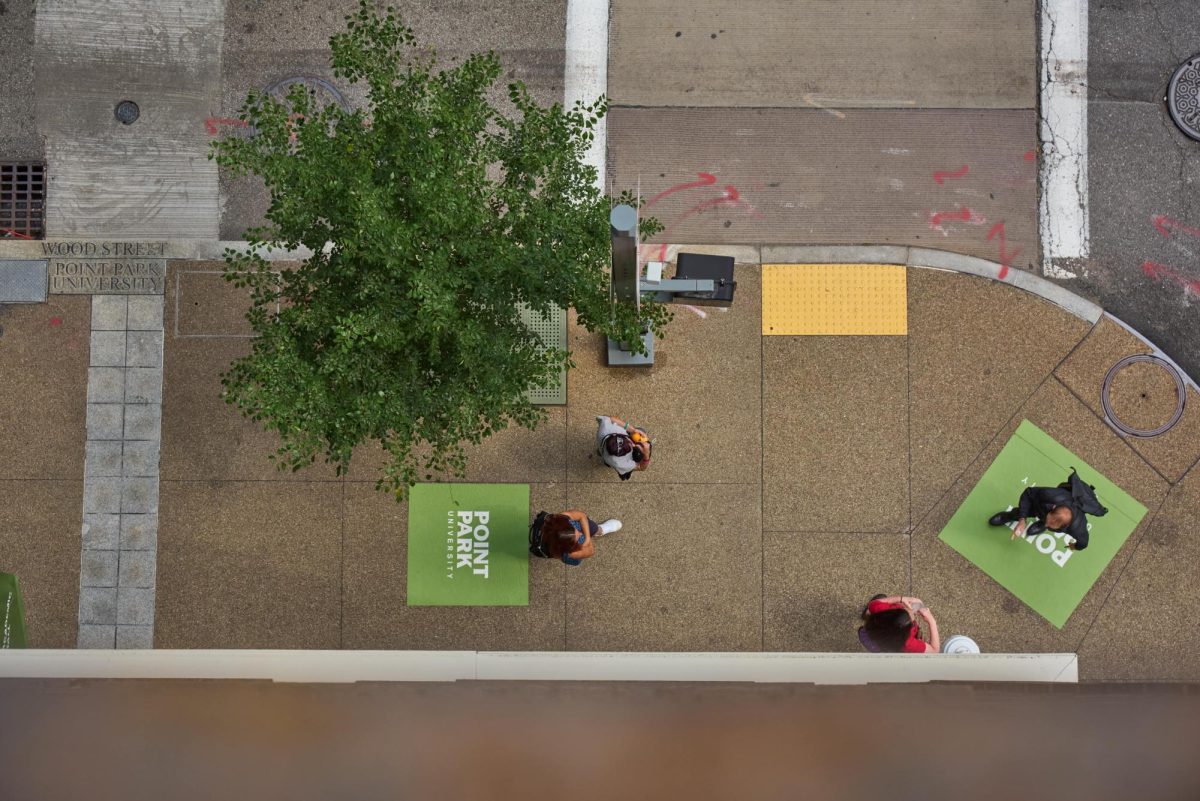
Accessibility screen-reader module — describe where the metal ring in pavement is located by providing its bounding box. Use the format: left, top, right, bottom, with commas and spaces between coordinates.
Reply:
1101, 354, 1187, 438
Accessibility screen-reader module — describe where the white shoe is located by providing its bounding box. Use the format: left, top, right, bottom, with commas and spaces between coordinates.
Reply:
596, 519, 622, 536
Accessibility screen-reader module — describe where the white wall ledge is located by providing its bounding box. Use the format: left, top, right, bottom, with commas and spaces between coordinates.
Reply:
0, 649, 1078, 684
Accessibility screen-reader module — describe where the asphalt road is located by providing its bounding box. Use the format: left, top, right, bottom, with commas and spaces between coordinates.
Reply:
1083, 0, 1200, 379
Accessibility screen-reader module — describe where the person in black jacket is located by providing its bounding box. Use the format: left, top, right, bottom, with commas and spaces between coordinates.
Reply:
988, 485, 1090, 550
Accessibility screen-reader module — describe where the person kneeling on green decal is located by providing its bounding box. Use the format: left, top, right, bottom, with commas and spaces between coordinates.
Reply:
987, 469, 1108, 551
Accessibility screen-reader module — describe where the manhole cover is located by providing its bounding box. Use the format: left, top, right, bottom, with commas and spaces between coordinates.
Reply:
1101, 354, 1187, 438
1167, 55, 1200, 141
115, 100, 140, 125
265, 77, 351, 113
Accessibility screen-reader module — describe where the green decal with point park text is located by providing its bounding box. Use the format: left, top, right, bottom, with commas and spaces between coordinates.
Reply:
407, 483, 530, 606
1, 572, 28, 648
939, 420, 1147, 628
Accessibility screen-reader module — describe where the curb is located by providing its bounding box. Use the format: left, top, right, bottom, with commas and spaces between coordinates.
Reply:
2, 239, 1196, 393
687, 242, 1199, 394
759, 244, 1102, 324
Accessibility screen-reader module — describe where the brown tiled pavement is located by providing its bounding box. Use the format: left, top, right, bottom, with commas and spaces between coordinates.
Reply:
108, 257, 1200, 681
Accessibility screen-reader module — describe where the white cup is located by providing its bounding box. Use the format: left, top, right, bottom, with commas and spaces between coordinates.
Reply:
942, 635, 981, 654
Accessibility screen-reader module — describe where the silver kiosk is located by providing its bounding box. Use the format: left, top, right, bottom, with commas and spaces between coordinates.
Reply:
606, 204, 737, 367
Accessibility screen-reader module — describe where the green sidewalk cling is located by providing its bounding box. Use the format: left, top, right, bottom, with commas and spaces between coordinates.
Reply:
939, 420, 1148, 628
1, 572, 28, 648
407, 483, 530, 606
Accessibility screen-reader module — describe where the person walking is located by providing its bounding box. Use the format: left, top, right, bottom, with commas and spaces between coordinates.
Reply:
528, 510, 622, 565
858, 594, 941, 653
595, 415, 652, 480
987, 469, 1106, 551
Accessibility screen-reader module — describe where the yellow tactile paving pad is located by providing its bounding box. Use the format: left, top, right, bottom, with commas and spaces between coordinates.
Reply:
762, 264, 907, 336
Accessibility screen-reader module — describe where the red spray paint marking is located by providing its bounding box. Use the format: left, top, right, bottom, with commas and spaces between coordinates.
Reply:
655, 186, 742, 260
1152, 215, 1200, 240
987, 222, 1020, 280
932, 165, 969, 185
929, 208, 973, 228
645, 173, 717, 208
1024, 150, 1036, 162
1, 228, 33, 240
1142, 261, 1200, 295
205, 117, 250, 135
49, 317, 62, 327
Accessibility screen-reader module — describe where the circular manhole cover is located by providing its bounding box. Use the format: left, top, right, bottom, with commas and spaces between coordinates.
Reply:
1101, 354, 1187, 438
114, 100, 140, 125
1167, 55, 1200, 142
265, 77, 351, 114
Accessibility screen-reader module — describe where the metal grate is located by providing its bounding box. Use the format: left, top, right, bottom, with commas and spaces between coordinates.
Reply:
0, 163, 46, 240
517, 303, 568, 405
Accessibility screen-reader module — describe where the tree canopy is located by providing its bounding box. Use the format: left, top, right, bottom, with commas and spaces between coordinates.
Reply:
210, 1, 668, 496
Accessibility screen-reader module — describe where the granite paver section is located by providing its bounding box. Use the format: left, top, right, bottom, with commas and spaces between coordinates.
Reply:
77, 295, 165, 648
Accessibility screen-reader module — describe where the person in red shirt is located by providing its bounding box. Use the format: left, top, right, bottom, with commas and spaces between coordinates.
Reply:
858, 594, 941, 653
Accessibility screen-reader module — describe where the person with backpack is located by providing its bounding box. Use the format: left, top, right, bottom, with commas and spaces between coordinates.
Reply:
858, 594, 941, 653
595, 415, 652, 480
528, 510, 622, 565
987, 469, 1107, 551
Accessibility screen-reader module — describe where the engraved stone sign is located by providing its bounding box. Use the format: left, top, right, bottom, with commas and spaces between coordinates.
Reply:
41, 242, 167, 295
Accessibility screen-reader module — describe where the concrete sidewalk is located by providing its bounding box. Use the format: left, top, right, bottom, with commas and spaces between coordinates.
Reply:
7, 246, 1194, 680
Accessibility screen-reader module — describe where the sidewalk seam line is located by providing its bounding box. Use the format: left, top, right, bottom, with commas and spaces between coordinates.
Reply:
906, 300, 913, 596
760, 315, 766, 652
1071, 490, 1171, 659
339, 479, 345, 650
907, 372, 1058, 537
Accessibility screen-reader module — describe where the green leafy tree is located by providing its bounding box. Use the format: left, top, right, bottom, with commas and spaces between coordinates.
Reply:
211, 1, 668, 496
